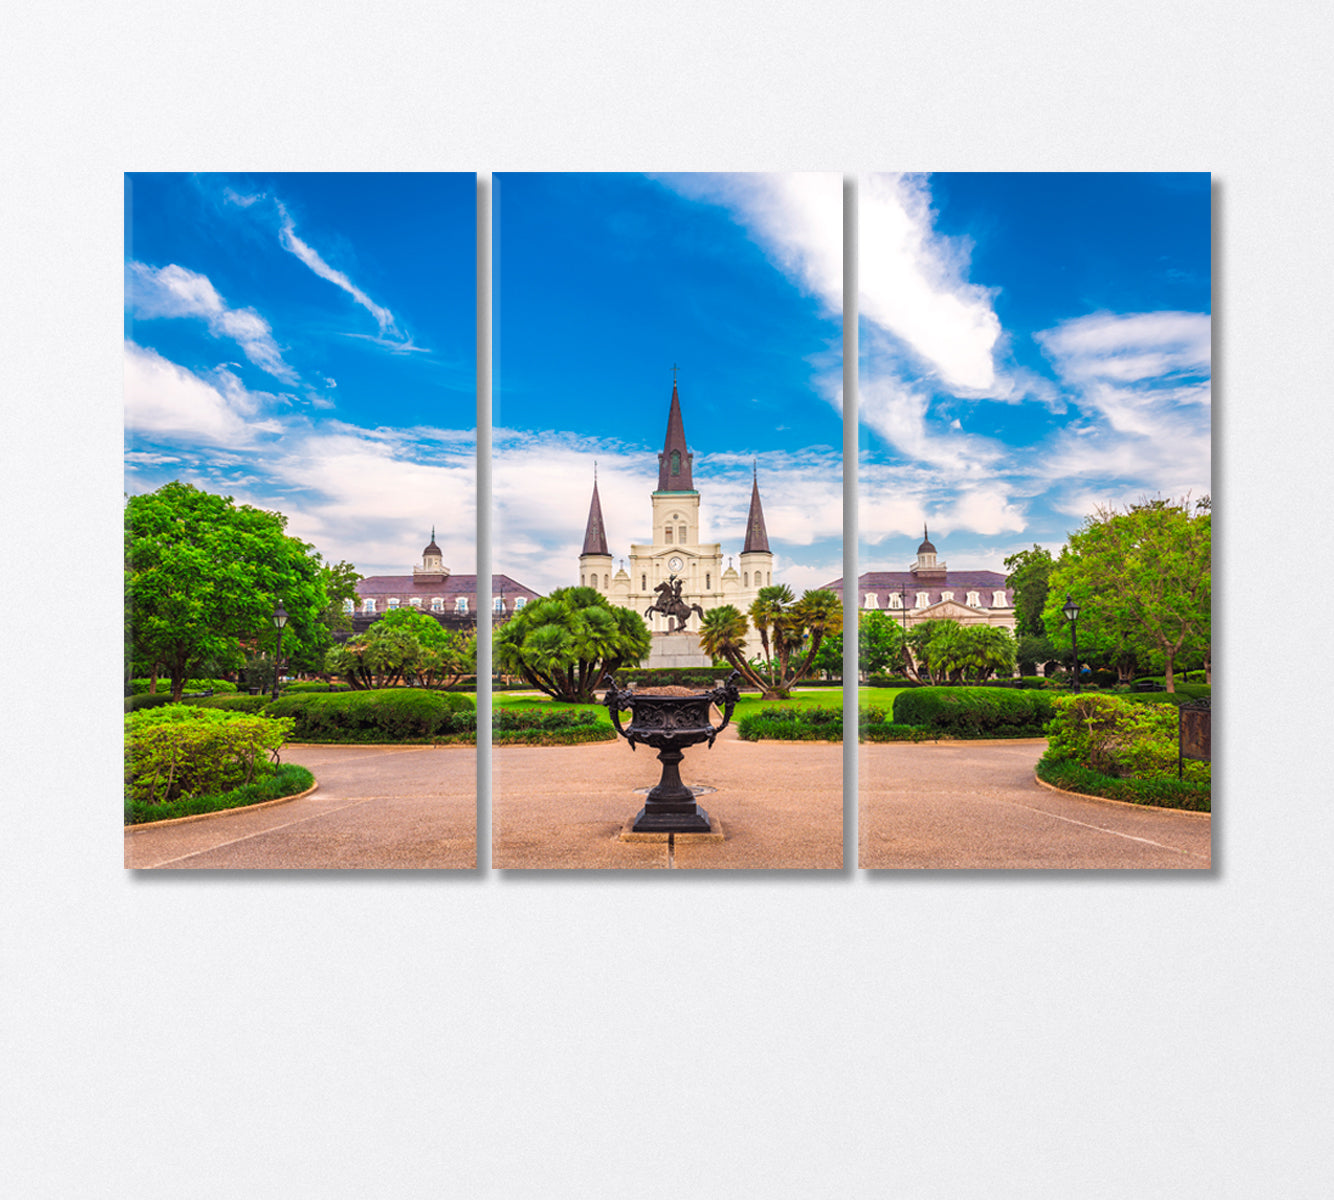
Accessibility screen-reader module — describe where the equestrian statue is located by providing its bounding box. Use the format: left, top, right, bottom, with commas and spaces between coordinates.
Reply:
645, 576, 706, 632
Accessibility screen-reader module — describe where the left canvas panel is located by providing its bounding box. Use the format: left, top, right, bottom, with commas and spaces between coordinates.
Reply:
124, 172, 478, 869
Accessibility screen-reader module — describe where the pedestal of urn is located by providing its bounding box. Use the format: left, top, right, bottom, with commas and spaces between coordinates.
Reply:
603, 673, 741, 834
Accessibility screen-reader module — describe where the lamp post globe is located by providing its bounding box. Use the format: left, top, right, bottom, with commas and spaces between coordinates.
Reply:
271, 600, 288, 700
1061, 594, 1081, 693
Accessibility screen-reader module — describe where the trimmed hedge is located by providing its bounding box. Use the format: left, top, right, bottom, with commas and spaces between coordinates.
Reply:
126, 763, 315, 825
867, 675, 920, 688
265, 687, 476, 742
492, 708, 615, 745
614, 667, 728, 689
860, 722, 944, 743
736, 705, 843, 742
191, 694, 273, 714
892, 686, 1055, 737
279, 681, 351, 694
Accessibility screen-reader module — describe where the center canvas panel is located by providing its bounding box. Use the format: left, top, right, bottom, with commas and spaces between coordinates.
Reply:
492, 172, 844, 870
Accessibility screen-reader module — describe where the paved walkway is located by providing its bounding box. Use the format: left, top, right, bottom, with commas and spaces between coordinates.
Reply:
859, 740, 1211, 869
493, 727, 844, 870
125, 745, 477, 870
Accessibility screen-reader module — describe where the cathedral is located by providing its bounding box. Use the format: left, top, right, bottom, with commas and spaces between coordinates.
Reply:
578, 379, 775, 639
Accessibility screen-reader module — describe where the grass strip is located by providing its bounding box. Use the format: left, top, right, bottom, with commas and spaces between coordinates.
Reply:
1035, 755, 1211, 812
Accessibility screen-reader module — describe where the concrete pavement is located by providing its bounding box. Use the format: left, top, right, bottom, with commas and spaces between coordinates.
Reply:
859, 740, 1211, 869
493, 726, 844, 870
125, 744, 477, 870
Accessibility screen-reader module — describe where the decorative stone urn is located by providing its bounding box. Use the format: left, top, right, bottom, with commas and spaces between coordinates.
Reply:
603, 671, 742, 833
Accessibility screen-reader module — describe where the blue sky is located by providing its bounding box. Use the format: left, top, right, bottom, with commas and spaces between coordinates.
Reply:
494, 172, 843, 594
124, 172, 476, 575
858, 172, 1211, 571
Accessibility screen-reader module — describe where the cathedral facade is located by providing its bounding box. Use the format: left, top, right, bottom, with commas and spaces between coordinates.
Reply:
579, 380, 775, 634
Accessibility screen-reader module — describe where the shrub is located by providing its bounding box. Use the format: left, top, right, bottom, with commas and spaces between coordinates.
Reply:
280, 681, 351, 694
859, 722, 941, 743
125, 763, 315, 825
1045, 693, 1210, 785
613, 668, 728, 689
190, 694, 273, 714
265, 687, 476, 742
867, 674, 919, 688
125, 691, 183, 713
892, 687, 1054, 736
126, 705, 294, 807
737, 705, 843, 741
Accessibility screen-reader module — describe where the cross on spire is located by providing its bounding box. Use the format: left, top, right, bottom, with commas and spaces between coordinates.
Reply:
671, 362, 680, 384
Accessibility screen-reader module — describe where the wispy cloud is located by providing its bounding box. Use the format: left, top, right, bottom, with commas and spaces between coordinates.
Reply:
126, 262, 298, 383
1036, 311, 1211, 385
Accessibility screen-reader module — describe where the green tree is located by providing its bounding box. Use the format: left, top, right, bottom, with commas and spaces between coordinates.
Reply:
320, 560, 363, 637
326, 609, 476, 689
493, 587, 651, 702
1043, 497, 1211, 692
859, 609, 906, 677
905, 619, 1017, 684
126, 482, 332, 701
1004, 545, 1054, 637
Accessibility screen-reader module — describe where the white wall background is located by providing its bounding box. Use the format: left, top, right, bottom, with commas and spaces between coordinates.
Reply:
2, 4, 1329, 1197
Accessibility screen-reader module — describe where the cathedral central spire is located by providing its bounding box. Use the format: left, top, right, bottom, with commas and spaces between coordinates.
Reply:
656, 379, 695, 492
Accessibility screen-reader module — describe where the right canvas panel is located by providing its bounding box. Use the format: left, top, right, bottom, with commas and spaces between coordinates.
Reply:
856, 173, 1212, 870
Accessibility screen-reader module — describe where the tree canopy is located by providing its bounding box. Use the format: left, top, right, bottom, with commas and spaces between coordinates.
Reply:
698, 588, 843, 699
493, 587, 651, 702
905, 619, 1017, 684
1043, 497, 1211, 691
325, 608, 476, 690
126, 482, 333, 700
1004, 545, 1054, 638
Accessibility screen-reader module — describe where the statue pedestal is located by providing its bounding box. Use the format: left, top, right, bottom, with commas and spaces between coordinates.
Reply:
644, 631, 712, 670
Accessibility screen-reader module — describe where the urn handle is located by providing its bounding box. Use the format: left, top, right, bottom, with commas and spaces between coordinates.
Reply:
602, 674, 636, 749
705, 671, 743, 747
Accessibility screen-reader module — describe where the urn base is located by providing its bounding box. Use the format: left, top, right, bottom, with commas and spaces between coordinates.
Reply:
630, 803, 713, 834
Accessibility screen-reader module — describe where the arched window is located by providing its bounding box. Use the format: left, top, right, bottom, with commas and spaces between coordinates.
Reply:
387, 597, 400, 610
941, 591, 954, 603
889, 593, 902, 610
455, 597, 469, 613
744, 572, 749, 587
604, 574, 609, 588
641, 575, 647, 591
767, 572, 771, 585
431, 597, 444, 612
967, 591, 980, 607
514, 597, 527, 610
363, 598, 376, 614
664, 528, 673, 543
705, 573, 710, 589
409, 597, 422, 608
916, 592, 930, 608
678, 525, 686, 543
343, 598, 355, 614
670, 450, 681, 475
993, 590, 1008, 607
864, 593, 878, 609
493, 596, 504, 613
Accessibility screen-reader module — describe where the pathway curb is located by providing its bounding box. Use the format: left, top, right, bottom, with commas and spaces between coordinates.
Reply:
1033, 772, 1211, 814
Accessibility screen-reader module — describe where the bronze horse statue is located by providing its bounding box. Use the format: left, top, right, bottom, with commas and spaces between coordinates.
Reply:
645, 577, 705, 632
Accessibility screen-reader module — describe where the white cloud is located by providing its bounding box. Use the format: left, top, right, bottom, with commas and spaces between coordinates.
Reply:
858, 374, 1005, 479
1035, 311, 1211, 384
124, 341, 283, 448
658, 172, 843, 317
859, 173, 1002, 393
126, 262, 298, 383
274, 200, 401, 338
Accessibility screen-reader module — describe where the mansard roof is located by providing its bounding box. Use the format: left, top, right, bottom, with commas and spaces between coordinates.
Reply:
656, 381, 695, 492
741, 468, 770, 554
581, 475, 610, 556
822, 570, 1013, 609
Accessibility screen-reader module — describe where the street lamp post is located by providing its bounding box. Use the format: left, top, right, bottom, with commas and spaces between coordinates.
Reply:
1061, 594, 1081, 693
271, 600, 288, 700
899, 585, 911, 679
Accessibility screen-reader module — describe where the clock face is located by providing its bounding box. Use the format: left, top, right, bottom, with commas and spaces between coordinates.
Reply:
668, 557, 683, 572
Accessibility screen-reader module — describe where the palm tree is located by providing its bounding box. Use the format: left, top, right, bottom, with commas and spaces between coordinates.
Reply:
698, 606, 771, 696
748, 584, 795, 684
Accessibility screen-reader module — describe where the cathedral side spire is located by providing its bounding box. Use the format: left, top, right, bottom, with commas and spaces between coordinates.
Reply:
741, 466, 771, 554
656, 379, 695, 492
581, 473, 610, 556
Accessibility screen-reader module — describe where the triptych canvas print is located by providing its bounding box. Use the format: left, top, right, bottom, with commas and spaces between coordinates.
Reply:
124, 171, 1212, 872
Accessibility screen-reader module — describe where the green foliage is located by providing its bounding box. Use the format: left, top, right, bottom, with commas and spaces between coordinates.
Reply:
325, 609, 476, 690
126, 482, 335, 700
858, 721, 941, 743
892, 686, 1054, 736
494, 587, 651, 703
492, 708, 615, 745
905, 620, 1018, 684
125, 764, 315, 825
126, 705, 294, 807
736, 705, 843, 742
1036, 758, 1210, 811
1044, 694, 1211, 794
1004, 545, 1054, 637
265, 687, 476, 742
614, 667, 724, 689
279, 680, 351, 694
1043, 496, 1210, 691
190, 694, 273, 714
128, 677, 237, 695
859, 610, 906, 677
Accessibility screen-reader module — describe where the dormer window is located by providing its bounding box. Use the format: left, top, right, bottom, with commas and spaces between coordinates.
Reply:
455, 597, 469, 613
387, 598, 400, 610
916, 591, 930, 608
967, 591, 980, 607
493, 596, 504, 612
993, 590, 1008, 607
941, 591, 954, 603
409, 597, 422, 608
362, 598, 376, 614
343, 598, 355, 614
514, 597, 526, 610
431, 597, 444, 612
889, 593, 902, 609
864, 593, 878, 609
